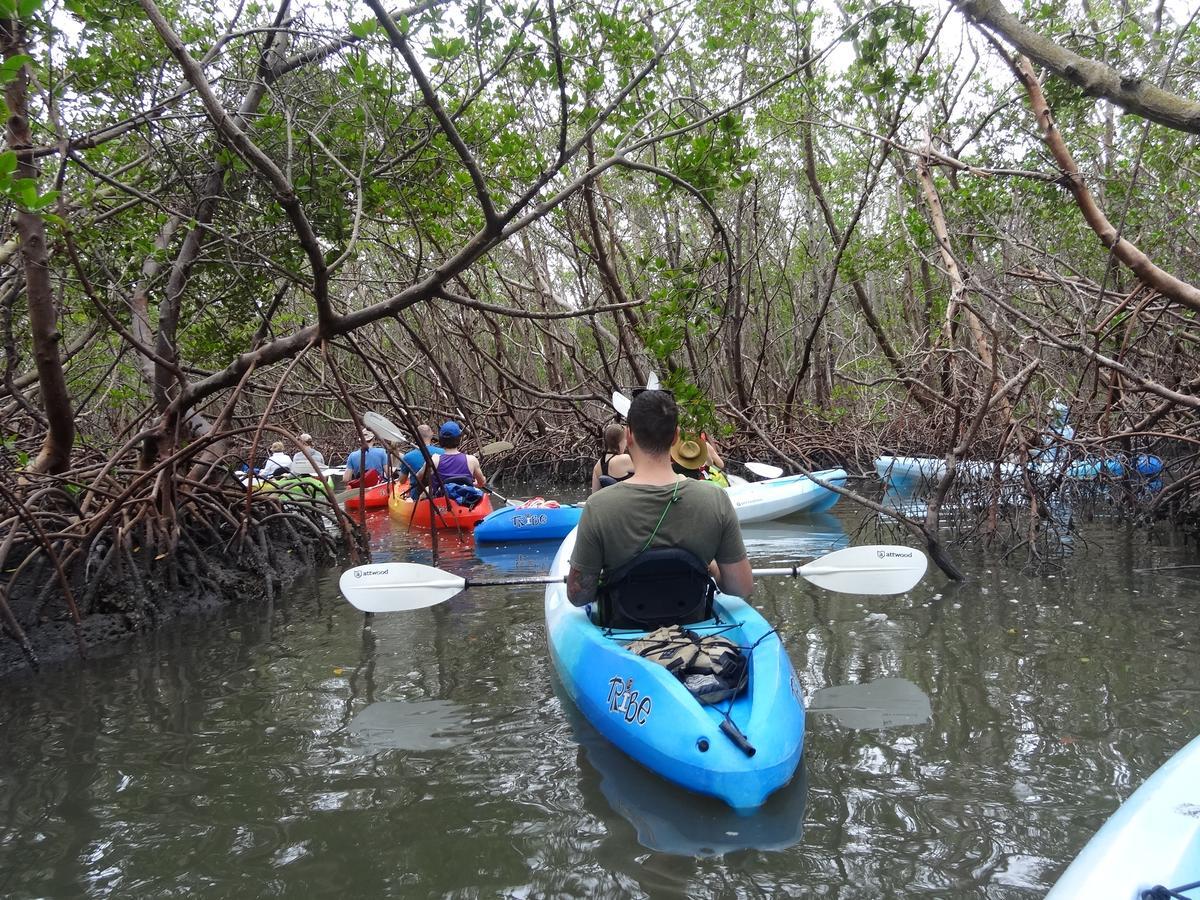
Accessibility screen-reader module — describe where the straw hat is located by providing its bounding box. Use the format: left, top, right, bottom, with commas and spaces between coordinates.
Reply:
670, 435, 708, 470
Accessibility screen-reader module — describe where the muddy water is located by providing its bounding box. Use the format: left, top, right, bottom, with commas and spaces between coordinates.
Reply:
0, 495, 1198, 897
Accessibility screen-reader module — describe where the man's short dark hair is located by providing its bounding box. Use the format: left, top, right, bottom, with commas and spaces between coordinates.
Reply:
628, 389, 677, 455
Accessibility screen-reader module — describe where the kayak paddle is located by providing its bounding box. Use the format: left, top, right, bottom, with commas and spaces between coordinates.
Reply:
338, 544, 929, 613
482, 484, 514, 505
480, 440, 514, 456
612, 390, 631, 418
362, 410, 409, 445
739, 461, 784, 479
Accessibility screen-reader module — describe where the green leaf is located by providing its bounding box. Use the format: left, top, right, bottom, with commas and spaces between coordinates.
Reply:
0, 151, 15, 178
0, 54, 29, 85
17, 0, 43, 18
349, 18, 377, 39
27, 188, 58, 211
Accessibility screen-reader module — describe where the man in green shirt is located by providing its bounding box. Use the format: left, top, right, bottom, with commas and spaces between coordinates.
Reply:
567, 389, 753, 609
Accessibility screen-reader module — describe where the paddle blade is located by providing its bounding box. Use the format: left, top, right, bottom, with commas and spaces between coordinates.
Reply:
481, 440, 514, 456
339, 562, 466, 612
362, 411, 408, 444
744, 461, 784, 479
646, 371, 660, 390
797, 545, 928, 595
612, 391, 631, 417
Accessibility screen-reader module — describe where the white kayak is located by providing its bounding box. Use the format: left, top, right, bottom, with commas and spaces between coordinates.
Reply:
725, 468, 847, 524
1046, 733, 1200, 899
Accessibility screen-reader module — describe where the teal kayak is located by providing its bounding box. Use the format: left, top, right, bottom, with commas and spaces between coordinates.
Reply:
1047, 733, 1200, 898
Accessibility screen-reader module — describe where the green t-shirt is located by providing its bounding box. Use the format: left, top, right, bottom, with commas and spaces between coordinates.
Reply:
569, 478, 747, 576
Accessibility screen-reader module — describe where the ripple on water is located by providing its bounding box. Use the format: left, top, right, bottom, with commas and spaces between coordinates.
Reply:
1, 508, 1200, 897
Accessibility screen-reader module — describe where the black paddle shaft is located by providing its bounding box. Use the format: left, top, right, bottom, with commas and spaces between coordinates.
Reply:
465, 575, 568, 588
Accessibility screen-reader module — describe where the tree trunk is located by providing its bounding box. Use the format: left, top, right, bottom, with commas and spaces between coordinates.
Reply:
2, 17, 74, 474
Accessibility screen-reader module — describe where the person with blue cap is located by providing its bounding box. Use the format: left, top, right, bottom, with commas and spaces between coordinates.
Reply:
416, 420, 487, 506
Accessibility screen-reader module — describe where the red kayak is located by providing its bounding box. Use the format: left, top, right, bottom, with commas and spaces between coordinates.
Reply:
343, 481, 391, 511
389, 484, 493, 530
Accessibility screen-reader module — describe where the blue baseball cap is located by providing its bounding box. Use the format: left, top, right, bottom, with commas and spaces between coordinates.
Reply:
439, 421, 462, 439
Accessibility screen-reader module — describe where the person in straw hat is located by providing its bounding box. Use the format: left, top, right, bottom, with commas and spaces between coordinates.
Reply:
670, 432, 729, 485
670, 434, 709, 479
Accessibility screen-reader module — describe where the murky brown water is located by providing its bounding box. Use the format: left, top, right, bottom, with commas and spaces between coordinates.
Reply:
1, 489, 1198, 897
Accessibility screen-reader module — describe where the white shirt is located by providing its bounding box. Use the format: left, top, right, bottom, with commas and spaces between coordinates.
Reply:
260, 451, 293, 478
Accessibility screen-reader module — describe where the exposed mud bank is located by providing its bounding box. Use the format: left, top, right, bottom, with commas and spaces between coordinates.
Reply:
0, 541, 325, 681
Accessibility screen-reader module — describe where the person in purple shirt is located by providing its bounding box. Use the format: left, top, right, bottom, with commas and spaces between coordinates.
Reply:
416, 421, 486, 497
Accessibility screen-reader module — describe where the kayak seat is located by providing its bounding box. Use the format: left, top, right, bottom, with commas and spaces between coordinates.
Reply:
598, 548, 716, 630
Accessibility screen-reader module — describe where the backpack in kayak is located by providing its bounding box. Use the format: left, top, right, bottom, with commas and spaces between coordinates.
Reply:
597, 548, 716, 629
626, 625, 748, 705
434, 474, 484, 508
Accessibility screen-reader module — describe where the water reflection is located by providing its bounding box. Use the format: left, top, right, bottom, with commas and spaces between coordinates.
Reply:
2, 499, 1200, 897
808, 678, 932, 731
557, 677, 809, 857
345, 700, 472, 751
740, 513, 847, 563
473, 540, 562, 575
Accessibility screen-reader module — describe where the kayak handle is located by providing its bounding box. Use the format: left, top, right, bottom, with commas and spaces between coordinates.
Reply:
720, 719, 757, 757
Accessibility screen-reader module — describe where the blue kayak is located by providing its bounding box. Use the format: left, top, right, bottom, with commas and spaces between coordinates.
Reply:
545, 529, 805, 810
1046, 733, 1200, 898
474, 503, 583, 543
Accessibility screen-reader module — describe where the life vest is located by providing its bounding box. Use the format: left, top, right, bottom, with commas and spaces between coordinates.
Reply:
704, 466, 730, 487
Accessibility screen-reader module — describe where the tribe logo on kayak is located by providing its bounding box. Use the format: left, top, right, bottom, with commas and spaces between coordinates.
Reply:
512, 513, 549, 528
607, 676, 652, 725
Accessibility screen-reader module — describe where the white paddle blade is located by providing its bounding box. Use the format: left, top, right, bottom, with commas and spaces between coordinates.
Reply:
612, 391, 631, 417
798, 545, 928, 595
744, 461, 784, 479
339, 563, 466, 612
646, 371, 660, 390
481, 440, 514, 456
362, 411, 408, 445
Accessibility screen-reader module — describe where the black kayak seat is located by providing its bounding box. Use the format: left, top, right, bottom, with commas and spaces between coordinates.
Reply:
598, 547, 716, 630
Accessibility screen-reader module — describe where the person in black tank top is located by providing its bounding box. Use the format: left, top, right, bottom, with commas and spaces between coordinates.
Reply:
591, 422, 635, 492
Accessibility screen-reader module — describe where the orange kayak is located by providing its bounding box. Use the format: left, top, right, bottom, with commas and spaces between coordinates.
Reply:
343, 482, 391, 511
388, 483, 493, 530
